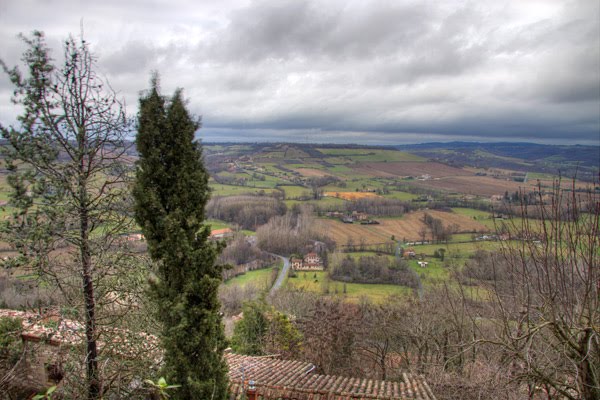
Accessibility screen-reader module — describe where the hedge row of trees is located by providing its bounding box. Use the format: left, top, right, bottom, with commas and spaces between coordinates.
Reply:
329, 255, 419, 287
256, 208, 333, 256
206, 195, 286, 230
422, 212, 459, 243
344, 197, 414, 217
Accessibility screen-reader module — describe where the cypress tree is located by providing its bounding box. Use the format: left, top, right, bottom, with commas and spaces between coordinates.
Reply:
133, 79, 228, 399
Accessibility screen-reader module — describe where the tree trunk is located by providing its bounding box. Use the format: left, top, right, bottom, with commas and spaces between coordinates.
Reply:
579, 328, 599, 400
81, 205, 100, 400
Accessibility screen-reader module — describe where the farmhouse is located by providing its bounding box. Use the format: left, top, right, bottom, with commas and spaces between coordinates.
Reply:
120, 233, 144, 242
351, 211, 369, 221
404, 247, 417, 259
291, 252, 324, 271
290, 257, 303, 269
210, 227, 234, 240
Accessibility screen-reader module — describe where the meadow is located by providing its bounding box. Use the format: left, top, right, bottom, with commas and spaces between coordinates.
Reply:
286, 270, 412, 303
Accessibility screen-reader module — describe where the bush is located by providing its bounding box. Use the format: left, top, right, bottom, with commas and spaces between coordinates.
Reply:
0, 316, 23, 367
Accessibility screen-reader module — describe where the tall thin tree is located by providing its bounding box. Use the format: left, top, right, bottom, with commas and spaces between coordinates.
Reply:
0, 32, 135, 399
133, 78, 228, 399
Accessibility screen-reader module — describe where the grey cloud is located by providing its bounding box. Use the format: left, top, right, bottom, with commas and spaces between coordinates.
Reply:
100, 41, 157, 75
0, 0, 598, 145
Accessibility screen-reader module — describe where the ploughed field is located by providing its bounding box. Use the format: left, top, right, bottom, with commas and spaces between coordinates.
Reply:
351, 161, 470, 178
322, 209, 491, 245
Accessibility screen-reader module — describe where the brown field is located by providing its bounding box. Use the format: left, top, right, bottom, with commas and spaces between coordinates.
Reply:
324, 191, 380, 200
294, 168, 334, 177
411, 175, 527, 197
352, 162, 471, 178
322, 209, 490, 245
525, 178, 594, 191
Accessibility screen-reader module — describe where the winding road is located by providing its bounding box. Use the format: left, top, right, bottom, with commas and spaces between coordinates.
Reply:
269, 254, 290, 295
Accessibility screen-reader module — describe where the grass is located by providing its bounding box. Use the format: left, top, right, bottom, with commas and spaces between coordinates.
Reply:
450, 233, 476, 242
286, 270, 413, 303
322, 157, 355, 165
451, 207, 496, 229
206, 219, 230, 231
406, 240, 504, 257
316, 148, 425, 162
384, 191, 419, 201
408, 259, 450, 284
279, 185, 311, 199
209, 183, 280, 197
224, 267, 277, 289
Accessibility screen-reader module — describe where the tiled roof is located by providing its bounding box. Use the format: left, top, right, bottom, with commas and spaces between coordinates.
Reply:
1, 310, 435, 399
211, 228, 234, 236
0, 309, 160, 359
226, 353, 436, 400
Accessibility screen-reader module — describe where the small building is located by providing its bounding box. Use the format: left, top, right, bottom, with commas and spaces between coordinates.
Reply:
121, 233, 144, 242
404, 247, 417, 259
351, 211, 369, 221
304, 252, 321, 266
210, 228, 234, 240
418, 261, 428, 268
292, 253, 323, 271
290, 257, 303, 269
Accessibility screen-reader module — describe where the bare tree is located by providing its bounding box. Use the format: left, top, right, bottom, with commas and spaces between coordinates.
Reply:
483, 182, 599, 399
1, 32, 139, 399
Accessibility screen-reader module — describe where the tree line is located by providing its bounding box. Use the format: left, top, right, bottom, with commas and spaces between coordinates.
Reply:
206, 195, 286, 230
329, 254, 419, 288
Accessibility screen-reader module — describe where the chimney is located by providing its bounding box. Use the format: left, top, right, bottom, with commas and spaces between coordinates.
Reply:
246, 380, 257, 400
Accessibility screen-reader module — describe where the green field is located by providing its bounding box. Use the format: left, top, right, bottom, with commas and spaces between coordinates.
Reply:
209, 183, 280, 197
279, 185, 311, 199
408, 259, 450, 284
286, 270, 412, 302
206, 219, 231, 230
224, 267, 277, 290
451, 207, 496, 229
316, 148, 425, 162
406, 240, 504, 258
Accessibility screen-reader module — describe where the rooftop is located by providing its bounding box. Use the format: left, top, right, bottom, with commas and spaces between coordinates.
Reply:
226, 353, 436, 400
0, 309, 436, 399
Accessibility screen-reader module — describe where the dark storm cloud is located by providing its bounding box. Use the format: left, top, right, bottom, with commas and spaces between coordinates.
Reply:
0, 0, 598, 145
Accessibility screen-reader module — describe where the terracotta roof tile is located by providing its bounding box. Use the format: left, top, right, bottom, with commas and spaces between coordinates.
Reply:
1, 309, 435, 399
225, 353, 436, 400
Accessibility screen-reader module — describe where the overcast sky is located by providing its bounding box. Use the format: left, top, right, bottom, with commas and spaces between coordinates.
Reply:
1, 0, 598, 145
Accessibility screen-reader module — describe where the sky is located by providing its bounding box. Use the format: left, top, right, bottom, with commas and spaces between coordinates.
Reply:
0, 0, 598, 146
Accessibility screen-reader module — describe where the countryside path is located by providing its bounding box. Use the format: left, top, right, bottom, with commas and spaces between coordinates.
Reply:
269, 254, 290, 295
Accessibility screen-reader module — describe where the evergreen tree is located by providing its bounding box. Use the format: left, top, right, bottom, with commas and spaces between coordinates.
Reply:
133, 79, 228, 399
231, 301, 268, 356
